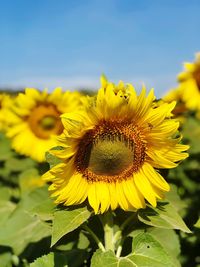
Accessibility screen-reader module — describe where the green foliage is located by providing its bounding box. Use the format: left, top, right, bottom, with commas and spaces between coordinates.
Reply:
51, 206, 92, 246
138, 202, 190, 232
91, 232, 180, 267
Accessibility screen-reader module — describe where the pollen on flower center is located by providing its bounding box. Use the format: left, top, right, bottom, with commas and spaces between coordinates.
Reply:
28, 104, 63, 139
88, 140, 134, 176
75, 121, 146, 183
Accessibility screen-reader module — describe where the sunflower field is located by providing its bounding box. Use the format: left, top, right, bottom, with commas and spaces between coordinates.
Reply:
0, 54, 200, 267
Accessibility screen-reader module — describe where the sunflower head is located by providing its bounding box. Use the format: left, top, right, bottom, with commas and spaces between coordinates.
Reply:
177, 53, 200, 111
0, 93, 13, 131
162, 87, 188, 122
5, 88, 83, 162
43, 77, 189, 214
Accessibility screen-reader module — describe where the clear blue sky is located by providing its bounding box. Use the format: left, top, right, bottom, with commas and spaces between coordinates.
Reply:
0, 0, 200, 96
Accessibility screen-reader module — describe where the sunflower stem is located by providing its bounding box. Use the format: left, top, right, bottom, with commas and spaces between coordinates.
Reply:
113, 213, 136, 243
82, 224, 105, 252
102, 211, 115, 252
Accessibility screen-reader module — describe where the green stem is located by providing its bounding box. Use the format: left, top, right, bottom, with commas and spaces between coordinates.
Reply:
102, 211, 115, 251
82, 224, 105, 252
113, 213, 136, 243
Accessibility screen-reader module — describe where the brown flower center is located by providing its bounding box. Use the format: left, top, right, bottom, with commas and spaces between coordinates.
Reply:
75, 121, 146, 183
28, 104, 63, 139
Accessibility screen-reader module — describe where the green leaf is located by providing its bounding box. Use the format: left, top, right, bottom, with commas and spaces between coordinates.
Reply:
182, 117, 200, 154
0, 133, 14, 161
165, 184, 186, 212
5, 157, 36, 172
0, 252, 12, 267
0, 201, 16, 227
91, 250, 118, 267
91, 233, 179, 267
194, 217, 200, 228
0, 187, 12, 201
30, 253, 67, 267
19, 168, 44, 195
30, 250, 89, 267
51, 206, 92, 246
0, 207, 51, 254
138, 202, 191, 233
19, 186, 55, 221
130, 228, 180, 263
129, 233, 180, 267
45, 149, 62, 168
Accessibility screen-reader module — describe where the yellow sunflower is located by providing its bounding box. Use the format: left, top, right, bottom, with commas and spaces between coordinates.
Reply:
6, 88, 82, 162
177, 52, 200, 111
43, 77, 189, 213
0, 93, 13, 131
162, 87, 187, 121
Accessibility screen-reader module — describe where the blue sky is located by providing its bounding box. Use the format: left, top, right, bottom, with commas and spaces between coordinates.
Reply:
0, 0, 200, 96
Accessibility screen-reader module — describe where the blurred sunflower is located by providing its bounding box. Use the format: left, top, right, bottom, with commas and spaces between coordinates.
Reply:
0, 93, 13, 131
178, 53, 200, 111
43, 77, 189, 213
6, 88, 82, 162
162, 87, 187, 122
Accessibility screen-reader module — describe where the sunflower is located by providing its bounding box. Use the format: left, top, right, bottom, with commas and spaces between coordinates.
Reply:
162, 87, 187, 121
177, 52, 200, 111
0, 93, 13, 131
43, 77, 189, 213
6, 88, 82, 162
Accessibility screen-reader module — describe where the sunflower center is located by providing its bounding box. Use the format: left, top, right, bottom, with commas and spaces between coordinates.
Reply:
28, 104, 63, 139
75, 121, 146, 183
88, 140, 134, 176
39, 116, 57, 130
193, 67, 200, 90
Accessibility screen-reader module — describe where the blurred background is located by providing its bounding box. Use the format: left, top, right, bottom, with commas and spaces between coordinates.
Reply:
0, 0, 200, 96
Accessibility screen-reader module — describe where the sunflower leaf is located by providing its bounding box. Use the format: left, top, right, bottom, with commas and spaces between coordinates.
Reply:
137, 202, 191, 233
0, 208, 51, 255
51, 206, 92, 246
30, 252, 67, 267
194, 217, 200, 228
182, 117, 200, 154
30, 249, 89, 267
129, 228, 180, 262
45, 150, 62, 168
91, 233, 179, 267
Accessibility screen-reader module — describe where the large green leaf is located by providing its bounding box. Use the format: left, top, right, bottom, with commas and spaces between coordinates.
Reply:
0, 252, 12, 267
130, 228, 180, 264
17, 186, 55, 221
0, 207, 51, 254
138, 202, 191, 233
129, 233, 180, 267
30, 253, 67, 267
91, 233, 179, 267
19, 168, 43, 195
5, 157, 36, 172
30, 250, 89, 267
51, 206, 92, 246
91, 250, 118, 267
0, 187, 12, 201
0, 201, 16, 227
165, 184, 186, 212
0, 133, 13, 161
194, 217, 200, 228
